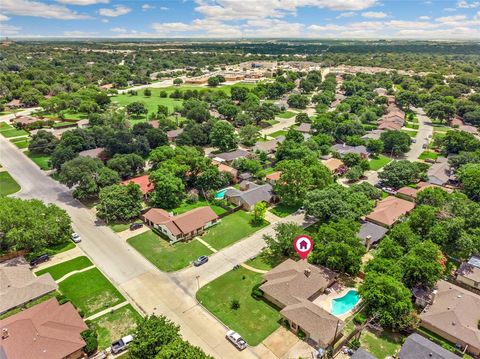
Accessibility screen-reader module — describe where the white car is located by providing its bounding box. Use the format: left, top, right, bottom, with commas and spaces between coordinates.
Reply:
226, 330, 247, 350
71, 233, 81, 243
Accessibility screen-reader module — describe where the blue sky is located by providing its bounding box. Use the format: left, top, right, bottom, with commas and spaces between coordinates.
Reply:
1, 0, 480, 39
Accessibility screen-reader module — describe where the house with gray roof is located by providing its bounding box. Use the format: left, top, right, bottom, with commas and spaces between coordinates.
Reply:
253, 136, 285, 154
398, 333, 459, 359
351, 348, 376, 359
427, 157, 453, 186
212, 149, 250, 164
0, 257, 58, 314
357, 221, 389, 249
331, 144, 369, 158
456, 255, 480, 291
224, 181, 274, 211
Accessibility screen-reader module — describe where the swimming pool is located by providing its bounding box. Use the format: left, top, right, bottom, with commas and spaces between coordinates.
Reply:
331, 289, 360, 316
214, 189, 228, 199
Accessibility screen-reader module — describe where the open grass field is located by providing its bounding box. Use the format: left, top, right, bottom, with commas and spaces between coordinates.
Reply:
127, 230, 212, 272
35, 256, 93, 281
201, 210, 269, 250
59, 268, 125, 317
24, 151, 52, 170
172, 198, 227, 216
369, 154, 392, 171
0, 172, 20, 196
91, 304, 142, 349
196, 267, 281, 346
276, 111, 296, 119
269, 203, 298, 218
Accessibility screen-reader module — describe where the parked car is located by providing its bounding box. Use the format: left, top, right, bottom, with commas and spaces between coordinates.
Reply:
193, 255, 209, 267
422, 143, 428, 149
129, 222, 143, 231
226, 330, 247, 350
411, 138, 416, 143
29, 254, 49, 267
71, 232, 81, 243
111, 335, 133, 354
382, 187, 397, 195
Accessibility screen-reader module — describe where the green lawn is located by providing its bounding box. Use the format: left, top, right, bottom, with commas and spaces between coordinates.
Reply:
91, 304, 142, 349
10, 137, 30, 149
59, 268, 125, 317
269, 203, 298, 218
418, 151, 439, 161
172, 198, 227, 216
44, 112, 86, 120
25, 151, 52, 170
201, 211, 269, 250
401, 129, 418, 138
404, 122, 419, 130
359, 329, 403, 358
244, 253, 276, 271
52, 121, 76, 128
35, 256, 93, 281
0, 128, 28, 138
0, 172, 20, 196
269, 130, 288, 138
109, 222, 134, 233
277, 111, 296, 119
264, 119, 280, 127
369, 155, 392, 171
127, 230, 212, 272
196, 267, 282, 346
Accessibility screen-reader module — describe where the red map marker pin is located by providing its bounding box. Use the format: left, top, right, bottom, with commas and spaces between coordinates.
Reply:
294, 235, 313, 260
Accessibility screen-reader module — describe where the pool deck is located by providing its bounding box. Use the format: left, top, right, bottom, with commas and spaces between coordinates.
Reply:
312, 287, 361, 321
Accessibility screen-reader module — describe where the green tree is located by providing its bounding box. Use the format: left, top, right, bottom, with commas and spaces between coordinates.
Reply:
251, 202, 267, 225
231, 86, 249, 102
400, 240, 443, 288
425, 100, 456, 123
366, 139, 384, 156
156, 338, 213, 359
97, 183, 143, 223
59, 157, 120, 200
149, 170, 185, 209
208, 76, 220, 87
218, 103, 239, 120
126, 101, 148, 118
380, 130, 411, 156
81, 325, 99, 356
28, 130, 58, 155
457, 163, 480, 201
107, 153, 145, 180
210, 121, 238, 152
263, 222, 304, 262
239, 124, 260, 146
378, 160, 424, 189
346, 166, 364, 182
442, 130, 480, 154
416, 187, 449, 207
287, 94, 309, 109
173, 78, 183, 86
129, 315, 180, 359
144, 88, 152, 97
157, 104, 169, 116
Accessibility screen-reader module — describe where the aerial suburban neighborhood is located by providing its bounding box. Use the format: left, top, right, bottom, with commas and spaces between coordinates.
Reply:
1, 1, 480, 359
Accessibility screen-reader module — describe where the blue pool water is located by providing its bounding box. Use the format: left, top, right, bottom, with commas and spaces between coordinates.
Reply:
331, 290, 360, 316
214, 189, 228, 199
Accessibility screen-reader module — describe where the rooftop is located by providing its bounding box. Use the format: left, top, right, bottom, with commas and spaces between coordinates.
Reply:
357, 221, 389, 247
322, 158, 344, 173
331, 144, 368, 156
427, 157, 452, 186
457, 255, 480, 284
398, 333, 459, 359
365, 196, 415, 227
225, 181, 273, 207
78, 147, 105, 159
213, 149, 250, 162
121, 174, 154, 195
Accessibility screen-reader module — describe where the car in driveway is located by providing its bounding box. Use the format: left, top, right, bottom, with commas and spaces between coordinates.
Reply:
193, 255, 208, 267
226, 330, 247, 350
111, 335, 133, 354
382, 187, 397, 195
129, 222, 143, 231
29, 254, 49, 267
71, 232, 81, 243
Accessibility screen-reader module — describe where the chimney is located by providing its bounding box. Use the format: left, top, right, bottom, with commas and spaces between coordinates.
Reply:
304, 269, 311, 277
2, 328, 8, 339
430, 289, 438, 304
365, 235, 372, 251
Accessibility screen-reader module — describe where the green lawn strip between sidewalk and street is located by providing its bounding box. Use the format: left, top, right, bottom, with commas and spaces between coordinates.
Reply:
277, 111, 296, 119
244, 254, 275, 271
269, 130, 288, 138
196, 266, 281, 346
35, 256, 93, 281
127, 230, 213, 272
10, 137, 30, 149
0, 172, 21, 196
24, 151, 52, 170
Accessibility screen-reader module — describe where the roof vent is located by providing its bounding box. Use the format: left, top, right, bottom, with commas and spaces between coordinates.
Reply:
452, 321, 456, 326
304, 269, 311, 277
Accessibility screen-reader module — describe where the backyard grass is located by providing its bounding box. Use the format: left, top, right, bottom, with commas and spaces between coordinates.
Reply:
196, 267, 282, 346
35, 256, 93, 281
59, 268, 125, 317
172, 198, 227, 216
91, 304, 142, 349
401, 129, 418, 138
127, 230, 212, 272
269, 130, 288, 138
418, 151, 439, 161
10, 137, 30, 149
269, 203, 298, 218
369, 154, 392, 171
359, 329, 403, 358
0, 172, 20, 196
276, 111, 296, 119
201, 210, 269, 250
25, 151, 52, 170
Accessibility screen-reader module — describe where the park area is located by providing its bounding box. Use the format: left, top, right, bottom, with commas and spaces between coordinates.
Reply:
196, 266, 281, 346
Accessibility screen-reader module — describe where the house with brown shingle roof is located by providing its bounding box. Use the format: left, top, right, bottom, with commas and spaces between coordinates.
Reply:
365, 196, 415, 228
396, 186, 418, 202
260, 259, 344, 348
142, 207, 219, 243
420, 280, 480, 356
0, 298, 88, 359
0, 257, 58, 314
322, 158, 347, 175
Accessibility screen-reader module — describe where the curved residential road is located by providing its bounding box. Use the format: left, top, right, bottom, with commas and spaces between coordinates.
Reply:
0, 132, 271, 359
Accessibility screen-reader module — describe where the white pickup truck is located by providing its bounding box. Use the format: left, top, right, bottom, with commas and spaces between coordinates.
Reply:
111, 335, 133, 354
226, 330, 247, 350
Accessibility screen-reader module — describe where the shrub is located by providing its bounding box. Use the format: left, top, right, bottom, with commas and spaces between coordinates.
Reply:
353, 312, 367, 325
230, 299, 240, 310
55, 293, 70, 305
81, 325, 99, 356
186, 192, 199, 204
251, 283, 264, 299
350, 338, 361, 349
297, 329, 306, 340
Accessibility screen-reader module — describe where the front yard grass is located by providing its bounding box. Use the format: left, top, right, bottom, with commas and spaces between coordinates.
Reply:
25, 151, 52, 170
127, 230, 212, 272
0, 128, 28, 138
172, 198, 227, 216
0, 172, 20, 196
401, 129, 418, 138
269, 130, 288, 138
10, 137, 30, 149
201, 210, 269, 250
369, 154, 392, 171
59, 268, 125, 317
196, 267, 282, 346
35, 256, 93, 280
277, 111, 296, 119
269, 203, 298, 218
359, 329, 403, 358
244, 253, 276, 271
91, 304, 142, 349
418, 151, 439, 161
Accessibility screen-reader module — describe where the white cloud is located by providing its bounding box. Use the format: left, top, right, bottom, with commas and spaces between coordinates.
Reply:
159, 7, 168, 10
436, 15, 467, 22
101, 18, 108, 23
2, 0, 91, 19
457, 0, 479, 8
418, 15, 430, 20
476, 11, 480, 18
0, 14, 11, 21
63, 30, 98, 36
337, 11, 356, 18
56, 0, 108, 5
443, 7, 457, 11
0, 23, 21, 35
362, 11, 387, 18
141, 4, 154, 11
98, 5, 131, 17
110, 27, 127, 33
